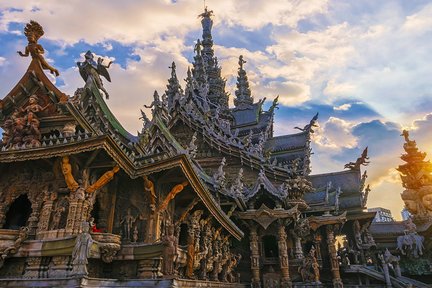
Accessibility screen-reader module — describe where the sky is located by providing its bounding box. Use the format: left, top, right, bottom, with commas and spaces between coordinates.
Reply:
1, 0, 432, 220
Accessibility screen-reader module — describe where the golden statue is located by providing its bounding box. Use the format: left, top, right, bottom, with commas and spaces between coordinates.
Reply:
17, 20, 59, 76
60, 156, 120, 194
61, 156, 79, 192
86, 166, 120, 193
157, 181, 188, 212
143, 175, 156, 206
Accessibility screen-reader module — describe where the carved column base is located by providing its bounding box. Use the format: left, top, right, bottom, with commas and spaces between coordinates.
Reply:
23, 257, 42, 279
137, 258, 162, 279
281, 280, 292, 288
48, 256, 71, 278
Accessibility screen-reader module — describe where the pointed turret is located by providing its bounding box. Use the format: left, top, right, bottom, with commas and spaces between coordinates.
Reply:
165, 61, 183, 111
191, 39, 208, 89
234, 55, 253, 108
196, 7, 229, 110
199, 7, 215, 66
397, 130, 432, 189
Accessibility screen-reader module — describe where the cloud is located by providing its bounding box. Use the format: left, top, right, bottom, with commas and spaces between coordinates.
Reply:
1, 1, 432, 222
333, 103, 351, 111
313, 117, 357, 150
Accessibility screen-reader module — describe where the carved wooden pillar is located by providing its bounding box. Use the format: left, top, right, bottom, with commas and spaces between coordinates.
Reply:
73, 200, 85, 234
37, 198, 54, 237
313, 233, 323, 262
294, 236, 304, 259
249, 225, 261, 288
278, 224, 292, 287
66, 199, 79, 235
23, 257, 42, 279
27, 193, 43, 236
326, 226, 343, 288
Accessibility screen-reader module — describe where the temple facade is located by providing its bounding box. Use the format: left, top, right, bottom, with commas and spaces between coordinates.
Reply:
0, 9, 429, 288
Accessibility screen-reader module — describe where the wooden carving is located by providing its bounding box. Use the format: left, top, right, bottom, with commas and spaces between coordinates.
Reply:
61, 156, 79, 192
157, 181, 189, 212
17, 20, 59, 76
86, 166, 120, 193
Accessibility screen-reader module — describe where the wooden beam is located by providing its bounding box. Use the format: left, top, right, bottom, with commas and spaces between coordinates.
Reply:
84, 149, 100, 168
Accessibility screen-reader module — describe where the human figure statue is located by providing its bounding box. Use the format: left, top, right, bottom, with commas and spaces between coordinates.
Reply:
161, 224, 177, 276
50, 205, 65, 230
194, 39, 202, 56
77, 50, 112, 99
120, 208, 136, 241
132, 226, 139, 243
71, 221, 93, 276
17, 21, 59, 76
86, 166, 120, 193
238, 55, 246, 70
61, 156, 79, 192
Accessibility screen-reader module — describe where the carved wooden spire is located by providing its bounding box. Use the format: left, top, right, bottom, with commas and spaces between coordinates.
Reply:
195, 7, 229, 110
234, 55, 253, 108
165, 61, 183, 111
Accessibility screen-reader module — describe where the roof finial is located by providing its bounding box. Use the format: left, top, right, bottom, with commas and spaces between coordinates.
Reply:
234, 55, 253, 108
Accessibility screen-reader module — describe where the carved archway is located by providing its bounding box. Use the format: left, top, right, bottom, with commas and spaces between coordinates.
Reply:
3, 194, 32, 229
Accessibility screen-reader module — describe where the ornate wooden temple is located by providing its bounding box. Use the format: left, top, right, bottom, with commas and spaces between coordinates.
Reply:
0, 9, 429, 288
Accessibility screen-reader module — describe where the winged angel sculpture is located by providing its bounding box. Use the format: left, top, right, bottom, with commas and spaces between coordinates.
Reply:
77, 50, 112, 99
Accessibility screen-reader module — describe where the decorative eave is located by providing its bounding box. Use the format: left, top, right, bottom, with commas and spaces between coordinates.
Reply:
134, 154, 244, 240
0, 59, 68, 115
308, 211, 347, 231
236, 204, 299, 229
0, 134, 137, 176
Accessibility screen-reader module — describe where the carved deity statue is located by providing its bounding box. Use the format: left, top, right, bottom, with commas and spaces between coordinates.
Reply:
1, 94, 50, 148
50, 205, 66, 230
298, 246, 320, 283
77, 50, 112, 99
120, 208, 137, 241
71, 222, 93, 276
61, 156, 79, 192
161, 224, 177, 276
17, 21, 59, 76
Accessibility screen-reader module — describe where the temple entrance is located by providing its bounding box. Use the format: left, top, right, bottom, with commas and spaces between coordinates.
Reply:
3, 194, 32, 229
263, 235, 279, 258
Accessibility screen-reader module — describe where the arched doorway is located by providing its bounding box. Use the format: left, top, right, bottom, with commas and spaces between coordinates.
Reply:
3, 194, 32, 229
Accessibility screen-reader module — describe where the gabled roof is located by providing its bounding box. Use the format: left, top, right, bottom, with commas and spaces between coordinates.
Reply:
0, 58, 243, 240
308, 169, 364, 211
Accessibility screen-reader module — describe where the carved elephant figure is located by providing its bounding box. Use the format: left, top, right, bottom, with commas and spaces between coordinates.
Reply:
397, 233, 424, 257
